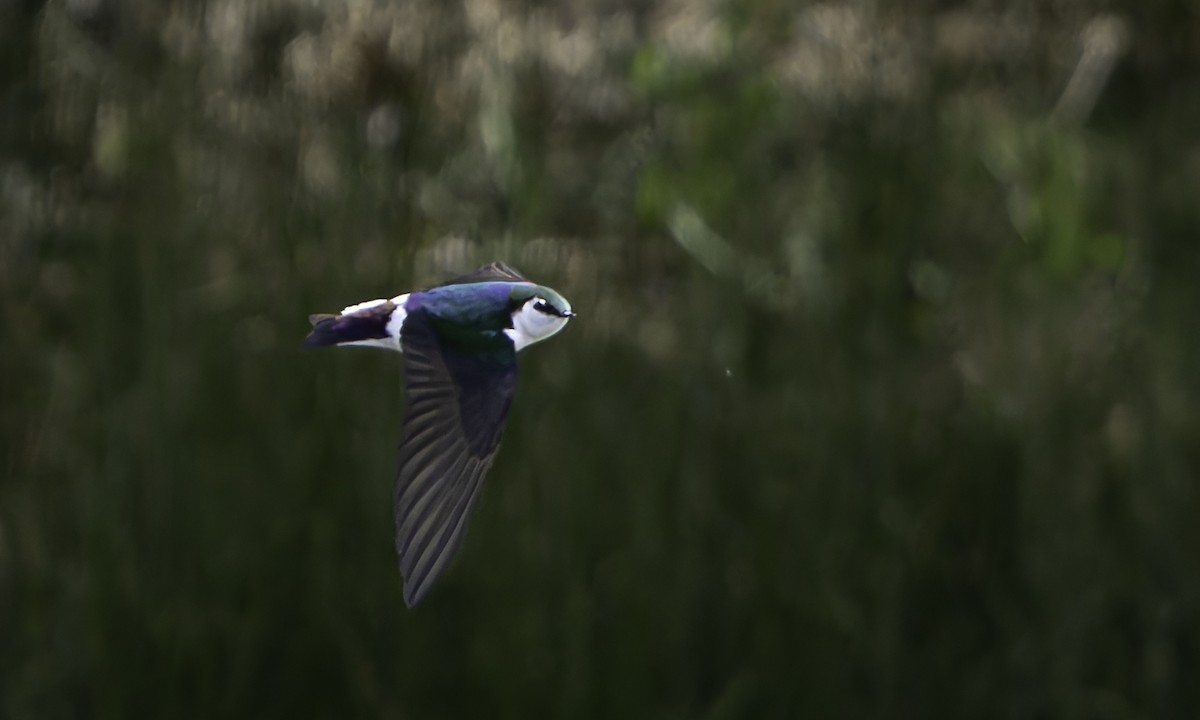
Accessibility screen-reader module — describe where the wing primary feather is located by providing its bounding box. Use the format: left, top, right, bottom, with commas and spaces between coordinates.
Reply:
405, 455, 477, 576
442, 261, 528, 286
394, 310, 518, 606
396, 450, 468, 570
403, 458, 489, 606
400, 459, 473, 605
400, 415, 457, 457
395, 430, 461, 550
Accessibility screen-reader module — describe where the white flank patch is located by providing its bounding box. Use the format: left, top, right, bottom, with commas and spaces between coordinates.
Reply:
340, 298, 388, 315
385, 293, 409, 352
335, 293, 408, 353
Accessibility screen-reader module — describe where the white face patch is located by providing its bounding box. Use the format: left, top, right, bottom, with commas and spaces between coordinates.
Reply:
504, 296, 571, 352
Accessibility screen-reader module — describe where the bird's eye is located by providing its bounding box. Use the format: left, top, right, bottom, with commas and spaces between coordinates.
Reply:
533, 300, 553, 314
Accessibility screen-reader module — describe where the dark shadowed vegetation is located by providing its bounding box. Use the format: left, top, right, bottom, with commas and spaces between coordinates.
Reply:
3, 0, 1199, 717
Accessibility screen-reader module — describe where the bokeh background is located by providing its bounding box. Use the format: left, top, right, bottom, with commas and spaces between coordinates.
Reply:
3, 0, 1200, 717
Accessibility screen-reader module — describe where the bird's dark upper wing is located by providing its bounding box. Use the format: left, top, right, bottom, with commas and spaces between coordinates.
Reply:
394, 310, 517, 606
443, 261, 528, 286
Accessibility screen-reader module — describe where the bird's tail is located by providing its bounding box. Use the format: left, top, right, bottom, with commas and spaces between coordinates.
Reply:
304, 309, 392, 347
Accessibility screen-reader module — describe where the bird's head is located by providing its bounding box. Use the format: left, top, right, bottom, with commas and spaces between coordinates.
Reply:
508, 285, 574, 351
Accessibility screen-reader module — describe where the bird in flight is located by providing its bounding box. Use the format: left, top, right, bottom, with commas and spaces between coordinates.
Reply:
305, 262, 574, 606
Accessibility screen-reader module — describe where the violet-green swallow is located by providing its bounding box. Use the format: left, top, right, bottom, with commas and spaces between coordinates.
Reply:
304, 262, 573, 606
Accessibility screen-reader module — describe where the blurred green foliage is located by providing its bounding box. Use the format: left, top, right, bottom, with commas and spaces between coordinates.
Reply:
2, 0, 1199, 717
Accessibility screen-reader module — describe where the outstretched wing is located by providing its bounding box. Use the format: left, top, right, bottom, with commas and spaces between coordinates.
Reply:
443, 261, 528, 286
394, 311, 518, 606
